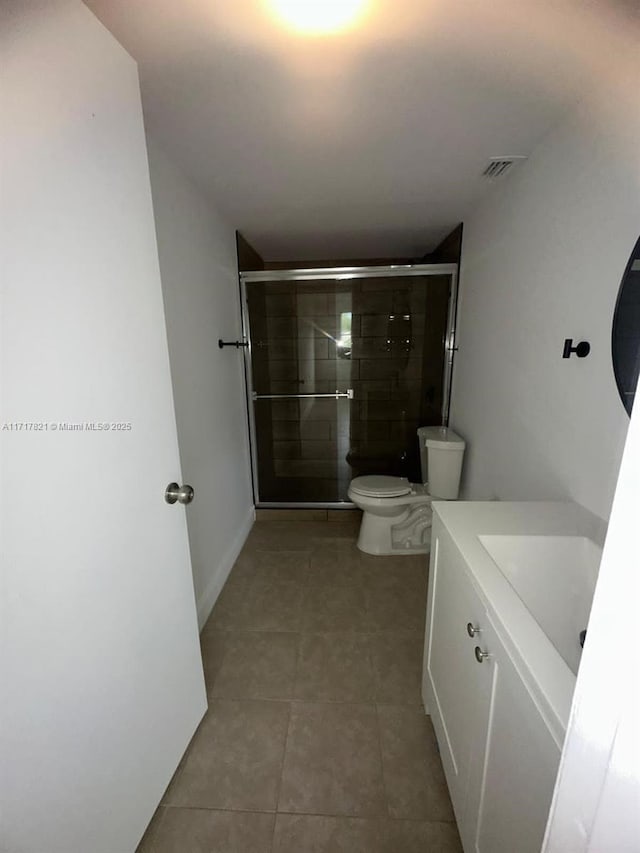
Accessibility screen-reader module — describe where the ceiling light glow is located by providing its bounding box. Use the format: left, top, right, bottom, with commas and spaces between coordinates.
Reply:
267, 0, 369, 35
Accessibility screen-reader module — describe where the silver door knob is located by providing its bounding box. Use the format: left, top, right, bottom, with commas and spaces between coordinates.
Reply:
467, 622, 481, 637
165, 482, 195, 505
474, 646, 490, 663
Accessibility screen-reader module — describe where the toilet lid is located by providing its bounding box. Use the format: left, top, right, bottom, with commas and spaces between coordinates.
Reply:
349, 475, 412, 498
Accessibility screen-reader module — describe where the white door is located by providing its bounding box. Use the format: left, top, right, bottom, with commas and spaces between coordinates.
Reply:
0, 3, 207, 852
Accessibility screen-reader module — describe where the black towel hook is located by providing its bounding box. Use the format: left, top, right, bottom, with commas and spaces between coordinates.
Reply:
563, 339, 590, 359
218, 339, 249, 349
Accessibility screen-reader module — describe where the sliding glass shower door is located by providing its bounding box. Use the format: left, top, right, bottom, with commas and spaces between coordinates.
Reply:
241, 265, 457, 506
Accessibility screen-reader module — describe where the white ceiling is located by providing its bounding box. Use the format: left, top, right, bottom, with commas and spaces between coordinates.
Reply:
85, 0, 637, 260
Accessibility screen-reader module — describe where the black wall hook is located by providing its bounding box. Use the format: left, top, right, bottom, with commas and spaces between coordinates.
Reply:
563, 339, 591, 359
218, 339, 249, 349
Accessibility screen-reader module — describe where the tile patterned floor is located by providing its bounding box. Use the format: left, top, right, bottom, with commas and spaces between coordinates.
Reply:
138, 521, 462, 852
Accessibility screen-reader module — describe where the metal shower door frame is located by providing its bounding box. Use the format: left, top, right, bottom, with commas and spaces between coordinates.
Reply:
239, 263, 459, 509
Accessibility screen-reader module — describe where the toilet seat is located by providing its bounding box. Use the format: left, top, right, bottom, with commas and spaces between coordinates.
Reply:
349, 475, 412, 499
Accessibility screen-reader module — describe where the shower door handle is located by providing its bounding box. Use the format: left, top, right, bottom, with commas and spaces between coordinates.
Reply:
252, 389, 354, 400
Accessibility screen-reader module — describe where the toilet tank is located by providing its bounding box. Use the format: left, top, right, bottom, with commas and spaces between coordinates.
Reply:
416, 426, 466, 499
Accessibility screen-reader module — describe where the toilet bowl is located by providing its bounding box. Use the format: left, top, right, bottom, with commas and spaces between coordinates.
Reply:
348, 427, 466, 556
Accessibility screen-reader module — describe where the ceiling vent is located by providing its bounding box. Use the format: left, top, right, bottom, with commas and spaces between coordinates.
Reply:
482, 156, 527, 179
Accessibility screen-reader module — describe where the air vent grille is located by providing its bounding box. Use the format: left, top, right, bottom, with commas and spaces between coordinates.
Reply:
482, 156, 527, 179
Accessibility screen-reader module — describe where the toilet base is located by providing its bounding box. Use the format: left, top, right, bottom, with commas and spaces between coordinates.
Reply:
356, 503, 433, 556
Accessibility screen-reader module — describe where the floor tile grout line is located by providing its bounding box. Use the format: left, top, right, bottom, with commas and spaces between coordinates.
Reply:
273, 809, 457, 824
267, 809, 277, 853
272, 692, 295, 831
160, 804, 277, 815
207, 626, 424, 635
364, 632, 382, 715
374, 702, 394, 820
154, 803, 456, 834
290, 627, 304, 701
160, 802, 454, 824
206, 692, 427, 708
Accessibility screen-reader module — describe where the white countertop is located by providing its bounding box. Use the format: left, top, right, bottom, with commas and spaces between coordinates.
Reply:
431, 501, 605, 743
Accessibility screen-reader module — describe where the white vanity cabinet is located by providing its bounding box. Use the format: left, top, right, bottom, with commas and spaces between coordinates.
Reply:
423, 515, 562, 853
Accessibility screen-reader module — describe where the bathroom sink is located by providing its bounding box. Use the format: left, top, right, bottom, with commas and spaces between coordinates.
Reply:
478, 534, 602, 674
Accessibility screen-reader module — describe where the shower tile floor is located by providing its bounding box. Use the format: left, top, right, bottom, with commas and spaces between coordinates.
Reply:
138, 520, 462, 853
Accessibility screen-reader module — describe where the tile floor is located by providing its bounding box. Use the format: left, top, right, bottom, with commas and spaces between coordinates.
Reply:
138, 520, 462, 852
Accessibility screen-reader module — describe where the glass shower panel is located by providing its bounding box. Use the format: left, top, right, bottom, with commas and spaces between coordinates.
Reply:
245, 273, 452, 505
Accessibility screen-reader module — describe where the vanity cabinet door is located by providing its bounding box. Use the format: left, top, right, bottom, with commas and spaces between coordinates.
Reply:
468, 615, 562, 853
423, 519, 492, 824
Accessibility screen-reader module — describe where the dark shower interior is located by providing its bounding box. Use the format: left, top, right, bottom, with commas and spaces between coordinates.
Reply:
246, 273, 452, 503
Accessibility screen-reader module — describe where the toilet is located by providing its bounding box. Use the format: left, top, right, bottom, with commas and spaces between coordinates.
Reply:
348, 426, 466, 555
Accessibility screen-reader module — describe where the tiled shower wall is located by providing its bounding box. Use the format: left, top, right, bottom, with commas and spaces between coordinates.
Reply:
247, 275, 451, 502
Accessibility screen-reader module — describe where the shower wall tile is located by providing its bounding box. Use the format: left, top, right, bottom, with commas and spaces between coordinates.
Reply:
312, 338, 330, 360
296, 359, 356, 383
263, 361, 299, 381
267, 316, 298, 338
272, 421, 301, 441
265, 294, 296, 316
273, 441, 302, 460
275, 460, 339, 479
360, 315, 392, 337
359, 278, 411, 292
266, 314, 340, 339
392, 381, 425, 399
410, 290, 429, 313
269, 400, 300, 420
389, 421, 420, 441
341, 359, 359, 381
350, 440, 406, 458
352, 292, 394, 313
265, 380, 345, 396
356, 400, 421, 421
267, 340, 298, 360
260, 281, 294, 294
351, 338, 390, 359
300, 441, 339, 460
302, 399, 349, 420
301, 421, 333, 440
349, 421, 390, 441
359, 358, 423, 380
291, 338, 330, 360
296, 292, 333, 316
271, 419, 335, 442
297, 316, 341, 338
352, 381, 393, 400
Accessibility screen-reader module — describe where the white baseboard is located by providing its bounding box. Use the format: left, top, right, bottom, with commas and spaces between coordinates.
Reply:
196, 506, 255, 631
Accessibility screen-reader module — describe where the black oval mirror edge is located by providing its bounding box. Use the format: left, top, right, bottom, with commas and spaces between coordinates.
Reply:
612, 236, 640, 416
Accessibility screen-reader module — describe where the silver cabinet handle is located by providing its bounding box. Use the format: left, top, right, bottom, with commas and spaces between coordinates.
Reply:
165, 482, 195, 505
474, 646, 490, 663
467, 622, 481, 637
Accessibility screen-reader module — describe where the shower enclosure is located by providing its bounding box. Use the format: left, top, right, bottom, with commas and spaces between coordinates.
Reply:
240, 264, 458, 507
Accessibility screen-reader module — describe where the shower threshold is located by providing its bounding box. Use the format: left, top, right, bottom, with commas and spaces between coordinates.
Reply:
256, 502, 357, 510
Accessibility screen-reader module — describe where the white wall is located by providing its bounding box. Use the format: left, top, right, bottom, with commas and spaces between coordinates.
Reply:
146, 139, 254, 628
450, 65, 640, 522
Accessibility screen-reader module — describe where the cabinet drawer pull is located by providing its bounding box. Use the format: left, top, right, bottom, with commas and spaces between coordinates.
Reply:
467, 622, 481, 637
474, 646, 490, 663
